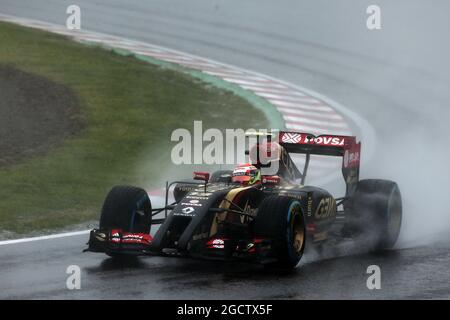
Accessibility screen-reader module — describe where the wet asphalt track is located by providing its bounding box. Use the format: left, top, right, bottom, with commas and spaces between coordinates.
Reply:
1, 233, 449, 299
0, 0, 449, 299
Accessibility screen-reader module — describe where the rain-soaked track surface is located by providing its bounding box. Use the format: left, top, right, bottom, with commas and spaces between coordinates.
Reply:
0, 0, 449, 299
1, 234, 449, 299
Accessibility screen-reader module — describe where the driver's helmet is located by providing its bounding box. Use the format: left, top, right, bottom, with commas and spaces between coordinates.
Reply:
232, 163, 261, 185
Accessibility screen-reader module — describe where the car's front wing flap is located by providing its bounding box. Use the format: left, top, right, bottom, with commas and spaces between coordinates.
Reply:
85, 228, 277, 263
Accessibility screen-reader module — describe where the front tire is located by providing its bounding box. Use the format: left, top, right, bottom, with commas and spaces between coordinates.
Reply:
100, 185, 152, 234
253, 195, 306, 269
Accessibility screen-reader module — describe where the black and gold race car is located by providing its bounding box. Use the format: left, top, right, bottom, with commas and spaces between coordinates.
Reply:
86, 131, 402, 269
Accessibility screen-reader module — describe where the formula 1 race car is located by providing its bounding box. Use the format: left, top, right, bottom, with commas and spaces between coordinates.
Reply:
86, 131, 402, 269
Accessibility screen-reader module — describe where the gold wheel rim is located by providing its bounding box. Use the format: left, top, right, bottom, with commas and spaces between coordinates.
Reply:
291, 207, 305, 254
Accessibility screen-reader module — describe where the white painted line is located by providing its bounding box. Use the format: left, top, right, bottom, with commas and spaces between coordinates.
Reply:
161, 59, 222, 69
214, 74, 281, 84
255, 92, 318, 102
77, 37, 106, 43
111, 40, 161, 50
132, 47, 167, 54
114, 40, 159, 48
239, 85, 307, 97
222, 78, 288, 89
135, 52, 198, 62
110, 46, 173, 56
0, 230, 90, 246
203, 70, 252, 78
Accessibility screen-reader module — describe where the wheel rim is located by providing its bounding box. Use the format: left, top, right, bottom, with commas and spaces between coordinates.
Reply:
293, 226, 305, 253
291, 204, 305, 254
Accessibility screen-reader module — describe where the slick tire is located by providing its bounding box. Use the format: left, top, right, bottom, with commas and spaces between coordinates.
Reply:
100, 185, 152, 234
347, 179, 402, 250
253, 195, 306, 269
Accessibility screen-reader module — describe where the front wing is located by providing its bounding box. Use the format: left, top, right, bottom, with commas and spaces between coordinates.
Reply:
86, 228, 277, 263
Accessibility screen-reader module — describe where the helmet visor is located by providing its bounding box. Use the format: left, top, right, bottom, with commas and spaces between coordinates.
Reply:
232, 175, 251, 183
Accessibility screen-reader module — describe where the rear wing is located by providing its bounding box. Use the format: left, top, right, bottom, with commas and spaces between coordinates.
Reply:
278, 131, 361, 194
279, 131, 358, 157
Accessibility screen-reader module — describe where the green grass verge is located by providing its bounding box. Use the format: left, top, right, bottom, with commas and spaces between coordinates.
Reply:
0, 22, 269, 236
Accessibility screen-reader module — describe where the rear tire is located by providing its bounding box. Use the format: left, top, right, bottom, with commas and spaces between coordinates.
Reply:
346, 179, 402, 250
253, 195, 306, 269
